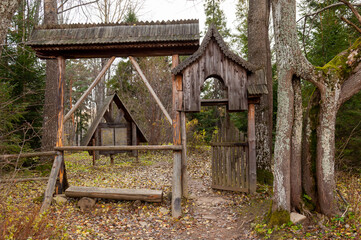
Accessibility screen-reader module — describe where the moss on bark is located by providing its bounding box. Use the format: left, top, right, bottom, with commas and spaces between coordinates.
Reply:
268, 209, 290, 227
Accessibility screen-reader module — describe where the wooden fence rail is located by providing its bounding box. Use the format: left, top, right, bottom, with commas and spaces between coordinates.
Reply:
54, 145, 182, 152
0, 151, 58, 160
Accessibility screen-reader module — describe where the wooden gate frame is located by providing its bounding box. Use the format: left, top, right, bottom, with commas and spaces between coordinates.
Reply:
26, 21, 267, 218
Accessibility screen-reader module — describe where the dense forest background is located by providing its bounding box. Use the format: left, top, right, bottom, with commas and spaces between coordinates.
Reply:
0, 0, 360, 172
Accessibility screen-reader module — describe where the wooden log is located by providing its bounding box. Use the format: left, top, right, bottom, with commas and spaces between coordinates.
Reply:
0, 151, 57, 160
63, 56, 116, 123
0, 177, 49, 184
129, 56, 172, 125
54, 145, 182, 151
248, 103, 257, 193
65, 186, 163, 202
40, 153, 63, 213
180, 111, 188, 198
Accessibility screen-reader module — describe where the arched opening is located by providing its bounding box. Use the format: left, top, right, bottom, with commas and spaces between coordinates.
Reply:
200, 75, 227, 100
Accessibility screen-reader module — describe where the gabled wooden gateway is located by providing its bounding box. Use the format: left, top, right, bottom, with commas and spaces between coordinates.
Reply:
172, 24, 268, 112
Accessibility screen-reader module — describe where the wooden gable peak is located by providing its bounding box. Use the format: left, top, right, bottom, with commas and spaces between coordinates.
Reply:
81, 93, 147, 146
172, 24, 256, 75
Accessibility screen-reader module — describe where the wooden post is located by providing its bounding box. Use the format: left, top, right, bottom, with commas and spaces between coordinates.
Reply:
41, 152, 64, 213
64, 56, 116, 123
55, 56, 68, 195
181, 111, 188, 198
129, 56, 172, 125
92, 138, 96, 166
132, 122, 139, 163
172, 55, 182, 218
248, 103, 257, 193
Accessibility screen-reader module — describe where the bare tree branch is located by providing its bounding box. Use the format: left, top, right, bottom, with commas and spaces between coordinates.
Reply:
339, 0, 361, 25
297, 3, 361, 23
58, 0, 99, 14
340, 16, 361, 34
338, 63, 361, 107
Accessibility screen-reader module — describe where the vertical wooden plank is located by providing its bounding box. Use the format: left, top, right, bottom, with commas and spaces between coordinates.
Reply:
227, 146, 231, 187
172, 54, 182, 218
248, 103, 257, 193
236, 146, 241, 189
131, 122, 139, 162
180, 111, 188, 198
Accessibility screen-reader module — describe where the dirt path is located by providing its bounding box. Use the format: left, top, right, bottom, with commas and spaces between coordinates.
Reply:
174, 176, 258, 240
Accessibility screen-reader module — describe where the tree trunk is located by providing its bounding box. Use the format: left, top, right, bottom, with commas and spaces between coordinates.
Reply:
0, 0, 21, 56
272, 67, 293, 212
316, 86, 340, 216
248, 0, 273, 175
301, 90, 320, 210
290, 77, 302, 211
41, 0, 58, 153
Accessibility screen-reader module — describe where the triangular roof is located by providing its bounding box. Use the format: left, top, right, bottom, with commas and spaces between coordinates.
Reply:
81, 94, 147, 146
172, 24, 268, 96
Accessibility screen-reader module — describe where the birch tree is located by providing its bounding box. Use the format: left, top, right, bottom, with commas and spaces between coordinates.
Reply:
271, 0, 361, 220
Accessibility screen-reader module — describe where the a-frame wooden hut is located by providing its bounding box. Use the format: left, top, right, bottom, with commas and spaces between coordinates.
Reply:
81, 94, 147, 157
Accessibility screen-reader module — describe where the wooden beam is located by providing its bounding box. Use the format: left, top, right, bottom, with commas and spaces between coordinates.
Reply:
54, 145, 182, 151
181, 111, 188, 198
0, 177, 49, 184
201, 99, 229, 106
0, 151, 57, 160
63, 56, 116, 123
40, 153, 63, 213
172, 54, 182, 218
129, 56, 172, 125
248, 103, 257, 194
65, 186, 163, 202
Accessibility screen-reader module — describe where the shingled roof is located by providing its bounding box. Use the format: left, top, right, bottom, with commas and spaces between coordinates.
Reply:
27, 20, 200, 58
81, 94, 147, 147
172, 25, 268, 96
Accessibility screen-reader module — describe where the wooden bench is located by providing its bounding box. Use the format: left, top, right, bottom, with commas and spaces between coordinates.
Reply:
65, 186, 163, 202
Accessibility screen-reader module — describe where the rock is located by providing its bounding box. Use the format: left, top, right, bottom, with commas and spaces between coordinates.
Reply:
77, 197, 96, 212
53, 194, 68, 205
133, 200, 142, 207
159, 207, 169, 215
139, 221, 147, 227
290, 212, 307, 224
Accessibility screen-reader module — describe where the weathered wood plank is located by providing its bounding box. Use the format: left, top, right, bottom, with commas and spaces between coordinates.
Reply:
65, 186, 163, 202
248, 104, 257, 193
172, 54, 182, 218
180, 111, 188, 198
55, 145, 182, 151
131, 122, 138, 162
41, 153, 63, 213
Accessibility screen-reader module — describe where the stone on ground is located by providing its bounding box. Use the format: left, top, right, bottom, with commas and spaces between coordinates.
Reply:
53, 194, 68, 205
77, 197, 96, 212
290, 212, 307, 224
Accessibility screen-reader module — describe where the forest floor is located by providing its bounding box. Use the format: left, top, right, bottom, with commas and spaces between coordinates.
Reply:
0, 148, 360, 239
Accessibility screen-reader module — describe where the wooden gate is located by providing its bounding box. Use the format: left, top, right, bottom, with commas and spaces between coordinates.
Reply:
211, 115, 249, 192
